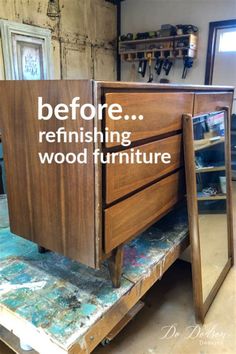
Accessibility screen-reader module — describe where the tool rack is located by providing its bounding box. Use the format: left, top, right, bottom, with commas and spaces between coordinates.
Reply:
119, 34, 198, 62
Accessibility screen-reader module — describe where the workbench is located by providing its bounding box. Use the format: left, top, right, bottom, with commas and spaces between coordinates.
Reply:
0, 206, 189, 354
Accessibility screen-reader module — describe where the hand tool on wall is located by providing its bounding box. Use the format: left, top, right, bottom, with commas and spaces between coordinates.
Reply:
154, 54, 160, 75
162, 51, 173, 76
182, 56, 194, 79
120, 33, 134, 41
138, 60, 143, 74
163, 58, 173, 76
137, 52, 147, 78
146, 53, 154, 83
155, 57, 164, 76
136, 31, 157, 40
138, 60, 147, 78
160, 24, 177, 37
176, 39, 189, 48
160, 78, 170, 83
176, 24, 199, 34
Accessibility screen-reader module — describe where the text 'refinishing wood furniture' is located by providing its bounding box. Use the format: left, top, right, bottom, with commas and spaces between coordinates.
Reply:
0, 81, 234, 287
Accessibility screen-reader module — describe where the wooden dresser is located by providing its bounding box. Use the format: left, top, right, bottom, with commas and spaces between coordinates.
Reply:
0, 81, 234, 286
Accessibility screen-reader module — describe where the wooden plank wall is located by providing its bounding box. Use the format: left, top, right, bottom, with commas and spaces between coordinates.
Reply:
0, 0, 117, 80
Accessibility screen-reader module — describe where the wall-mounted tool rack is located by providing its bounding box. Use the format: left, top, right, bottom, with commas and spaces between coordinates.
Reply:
119, 33, 198, 61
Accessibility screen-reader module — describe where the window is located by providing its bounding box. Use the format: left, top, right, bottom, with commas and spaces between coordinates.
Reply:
219, 30, 236, 52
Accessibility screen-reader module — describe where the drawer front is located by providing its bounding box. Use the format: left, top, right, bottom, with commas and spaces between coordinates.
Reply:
194, 93, 233, 115
105, 170, 185, 253
106, 134, 183, 204
105, 92, 194, 147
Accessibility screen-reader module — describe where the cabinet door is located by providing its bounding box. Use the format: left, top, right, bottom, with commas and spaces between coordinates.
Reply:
194, 92, 233, 115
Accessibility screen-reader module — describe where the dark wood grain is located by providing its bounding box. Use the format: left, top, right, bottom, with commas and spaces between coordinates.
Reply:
193, 92, 233, 115
97, 80, 234, 92
183, 114, 204, 322
93, 81, 104, 268
108, 245, 124, 288
105, 170, 185, 253
0, 81, 96, 267
106, 134, 183, 204
105, 92, 194, 147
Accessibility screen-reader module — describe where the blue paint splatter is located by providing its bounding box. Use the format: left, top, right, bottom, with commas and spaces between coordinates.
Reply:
80, 303, 96, 317
1, 262, 27, 277
11, 273, 32, 284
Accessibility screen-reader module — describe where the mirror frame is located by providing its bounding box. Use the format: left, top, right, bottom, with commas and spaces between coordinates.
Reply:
183, 107, 234, 323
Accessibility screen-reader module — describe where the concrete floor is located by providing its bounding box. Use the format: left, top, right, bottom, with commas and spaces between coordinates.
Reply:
1, 183, 235, 354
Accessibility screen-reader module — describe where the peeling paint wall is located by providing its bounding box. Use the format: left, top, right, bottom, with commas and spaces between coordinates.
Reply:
0, 0, 117, 80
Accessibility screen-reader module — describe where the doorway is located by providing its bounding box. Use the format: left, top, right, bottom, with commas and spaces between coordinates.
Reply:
205, 19, 236, 112
205, 19, 236, 180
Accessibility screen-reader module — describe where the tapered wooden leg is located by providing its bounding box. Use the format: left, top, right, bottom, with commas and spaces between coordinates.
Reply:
108, 245, 124, 288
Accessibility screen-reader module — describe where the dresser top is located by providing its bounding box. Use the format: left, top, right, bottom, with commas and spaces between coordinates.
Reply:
0, 80, 234, 92
95, 80, 235, 92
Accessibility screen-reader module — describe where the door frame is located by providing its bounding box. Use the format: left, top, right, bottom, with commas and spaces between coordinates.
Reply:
205, 19, 236, 85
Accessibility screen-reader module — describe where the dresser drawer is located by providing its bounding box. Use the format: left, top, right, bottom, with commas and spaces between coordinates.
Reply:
105, 134, 183, 204
194, 93, 233, 115
105, 92, 194, 147
104, 170, 185, 252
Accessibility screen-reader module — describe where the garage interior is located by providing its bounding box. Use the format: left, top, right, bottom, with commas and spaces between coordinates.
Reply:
0, 1, 235, 354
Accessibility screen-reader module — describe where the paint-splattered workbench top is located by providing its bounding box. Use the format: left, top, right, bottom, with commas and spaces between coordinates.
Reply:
0, 206, 189, 354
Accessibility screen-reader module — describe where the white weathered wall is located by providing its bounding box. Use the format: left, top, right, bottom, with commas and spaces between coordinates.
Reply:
121, 0, 236, 84
0, 0, 117, 193
0, 0, 117, 80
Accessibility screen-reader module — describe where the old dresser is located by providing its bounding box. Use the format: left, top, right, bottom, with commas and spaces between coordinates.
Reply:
0, 81, 233, 287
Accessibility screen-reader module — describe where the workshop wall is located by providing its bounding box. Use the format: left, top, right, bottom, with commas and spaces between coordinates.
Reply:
0, 0, 117, 80
121, 0, 236, 84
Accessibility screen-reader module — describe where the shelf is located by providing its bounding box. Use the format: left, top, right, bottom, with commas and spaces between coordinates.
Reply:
197, 194, 227, 201
119, 47, 192, 55
119, 33, 197, 62
124, 56, 176, 62
121, 53, 191, 61
194, 137, 225, 151
120, 48, 172, 55
195, 166, 226, 173
119, 33, 196, 46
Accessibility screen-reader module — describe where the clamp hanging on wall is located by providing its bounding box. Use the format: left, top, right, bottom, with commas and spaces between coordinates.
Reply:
138, 59, 147, 78
182, 57, 194, 79
147, 53, 154, 82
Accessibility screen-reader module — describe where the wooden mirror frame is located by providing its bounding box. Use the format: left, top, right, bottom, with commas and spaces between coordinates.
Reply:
183, 108, 234, 323
205, 19, 236, 85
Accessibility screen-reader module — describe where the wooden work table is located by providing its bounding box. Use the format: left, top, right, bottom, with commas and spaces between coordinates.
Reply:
0, 206, 188, 354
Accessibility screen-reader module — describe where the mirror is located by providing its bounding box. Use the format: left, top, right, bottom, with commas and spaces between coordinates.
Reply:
183, 110, 233, 322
